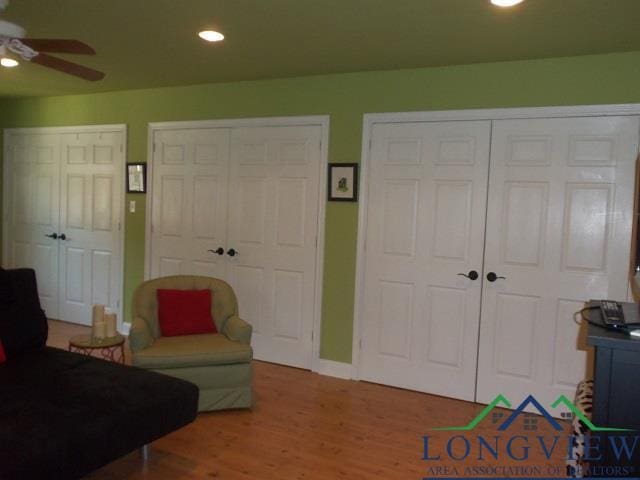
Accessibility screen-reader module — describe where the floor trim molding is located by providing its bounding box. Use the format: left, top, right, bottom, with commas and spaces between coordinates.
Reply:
316, 359, 352, 380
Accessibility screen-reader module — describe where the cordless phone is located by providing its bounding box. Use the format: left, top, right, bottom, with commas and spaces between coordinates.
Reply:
600, 301, 626, 328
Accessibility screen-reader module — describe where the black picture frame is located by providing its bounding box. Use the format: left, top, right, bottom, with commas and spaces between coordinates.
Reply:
126, 163, 146, 193
328, 163, 358, 202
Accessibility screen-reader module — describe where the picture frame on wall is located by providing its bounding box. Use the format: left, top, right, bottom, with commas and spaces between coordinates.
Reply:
328, 163, 358, 202
126, 163, 146, 193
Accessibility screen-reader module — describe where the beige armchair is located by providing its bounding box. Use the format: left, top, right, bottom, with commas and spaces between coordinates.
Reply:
130, 275, 253, 412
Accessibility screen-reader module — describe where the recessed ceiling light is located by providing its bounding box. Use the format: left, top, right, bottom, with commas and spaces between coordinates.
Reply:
198, 30, 225, 42
490, 0, 524, 6
1, 57, 19, 67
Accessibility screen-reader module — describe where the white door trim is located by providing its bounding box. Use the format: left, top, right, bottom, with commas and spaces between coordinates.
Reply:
352, 102, 640, 380
2, 124, 127, 329
145, 115, 330, 373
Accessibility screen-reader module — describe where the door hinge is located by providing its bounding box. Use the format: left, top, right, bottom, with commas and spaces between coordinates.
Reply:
150, 224, 154, 233
118, 222, 121, 231
153, 143, 157, 153
359, 339, 363, 350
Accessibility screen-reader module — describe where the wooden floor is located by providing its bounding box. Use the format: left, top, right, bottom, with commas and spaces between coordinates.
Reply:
48, 320, 568, 479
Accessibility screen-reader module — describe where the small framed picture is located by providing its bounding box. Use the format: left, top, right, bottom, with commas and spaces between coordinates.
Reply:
328, 163, 358, 202
126, 163, 146, 193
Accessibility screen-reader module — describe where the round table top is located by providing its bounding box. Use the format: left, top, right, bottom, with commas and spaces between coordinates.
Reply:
69, 333, 125, 348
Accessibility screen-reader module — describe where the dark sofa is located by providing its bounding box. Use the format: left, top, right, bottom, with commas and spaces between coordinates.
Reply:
0, 268, 199, 479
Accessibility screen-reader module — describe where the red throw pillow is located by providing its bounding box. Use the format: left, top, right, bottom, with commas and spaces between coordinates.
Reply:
157, 289, 217, 337
0, 339, 6, 364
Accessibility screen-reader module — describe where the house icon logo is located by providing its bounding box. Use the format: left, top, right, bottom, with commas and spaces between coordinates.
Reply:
432, 394, 632, 432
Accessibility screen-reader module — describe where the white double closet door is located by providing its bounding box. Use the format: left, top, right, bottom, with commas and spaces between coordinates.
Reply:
149, 122, 324, 369
360, 115, 639, 407
3, 127, 125, 325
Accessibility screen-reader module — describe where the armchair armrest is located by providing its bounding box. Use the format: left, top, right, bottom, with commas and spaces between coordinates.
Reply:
129, 316, 154, 352
222, 315, 252, 344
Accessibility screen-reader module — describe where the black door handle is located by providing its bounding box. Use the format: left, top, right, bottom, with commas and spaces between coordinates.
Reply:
486, 272, 506, 282
59, 234, 67, 241
457, 270, 479, 281
45, 233, 58, 239
208, 247, 225, 255
227, 248, 238, 257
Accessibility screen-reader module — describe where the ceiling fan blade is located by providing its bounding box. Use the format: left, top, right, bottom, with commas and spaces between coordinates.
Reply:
20, 39, 96, 54
30, 53, 105, 81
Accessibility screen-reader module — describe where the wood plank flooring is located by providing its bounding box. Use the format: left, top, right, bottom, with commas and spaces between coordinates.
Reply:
47, 320, 568, 479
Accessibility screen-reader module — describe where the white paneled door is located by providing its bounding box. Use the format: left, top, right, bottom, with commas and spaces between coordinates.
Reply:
149, 120, 325, 369
3, 127, 125, 325
4, 133, 61, 316
57, 132, 124, 325
359, 121, 492, 400
476, 116, 640, 407
359, 113, 639, 405
227, 126, 322, 368
150, 128, 230, 279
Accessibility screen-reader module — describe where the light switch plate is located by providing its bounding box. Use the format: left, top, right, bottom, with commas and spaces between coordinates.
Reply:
129, 200, 136, 213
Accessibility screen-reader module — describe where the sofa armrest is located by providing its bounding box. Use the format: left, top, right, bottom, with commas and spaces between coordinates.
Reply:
223, 315, 252, 344
129, 316, 154, 352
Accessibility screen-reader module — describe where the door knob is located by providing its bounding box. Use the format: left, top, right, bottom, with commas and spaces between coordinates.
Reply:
208, 247, 225, 255
486, 272, 506, 282
59, 233, 67, 241
457, 270, 479, 280
45, 233, 58, 239
227, 248, 238, 257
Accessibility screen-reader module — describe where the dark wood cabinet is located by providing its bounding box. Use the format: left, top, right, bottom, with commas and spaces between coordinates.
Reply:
587, 304, 640, 474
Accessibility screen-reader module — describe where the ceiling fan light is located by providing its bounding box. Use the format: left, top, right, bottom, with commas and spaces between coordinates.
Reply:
198, 30, 224, 42
1, 57, 19, 67
490, 0, 525, 6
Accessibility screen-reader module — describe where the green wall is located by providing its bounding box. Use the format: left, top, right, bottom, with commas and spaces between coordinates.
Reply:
2, 51, 640, 363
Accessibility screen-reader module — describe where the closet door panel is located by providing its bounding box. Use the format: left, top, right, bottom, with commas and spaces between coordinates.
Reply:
227, 125, 322, 369
150, 128, 230, 279
359, 121, 491, 401
477, 116, 639, 412
58, 132, 124, 325
4, 133, 60, 318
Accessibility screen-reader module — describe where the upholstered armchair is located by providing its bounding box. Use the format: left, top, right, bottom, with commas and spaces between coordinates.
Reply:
130, 275, 253, 412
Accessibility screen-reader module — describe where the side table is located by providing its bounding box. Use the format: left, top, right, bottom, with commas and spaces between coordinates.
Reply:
69, 334, 126, 364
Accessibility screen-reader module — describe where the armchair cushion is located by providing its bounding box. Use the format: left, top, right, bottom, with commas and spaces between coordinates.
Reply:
133, 276, 239, 337
129, 316, 154, 353
132, 333, 252, 369
223, 315, 253, 345
157, 289, 217, 337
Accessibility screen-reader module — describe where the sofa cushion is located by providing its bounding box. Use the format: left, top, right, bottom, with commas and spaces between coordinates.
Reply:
0, 346, 198, 479
157, 289, 217, 337
132, 333, 252, 369
0, 269, 48, 357
0, 267, 14, 306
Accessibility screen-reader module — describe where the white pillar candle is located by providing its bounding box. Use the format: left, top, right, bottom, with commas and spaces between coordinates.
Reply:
104, 310, 117, 338
92, 304, 106, 339
92, 304, 105, 326
93, 319, 106, 340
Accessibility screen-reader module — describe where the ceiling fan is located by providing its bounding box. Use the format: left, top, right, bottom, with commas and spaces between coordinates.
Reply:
0, 0, 104, 81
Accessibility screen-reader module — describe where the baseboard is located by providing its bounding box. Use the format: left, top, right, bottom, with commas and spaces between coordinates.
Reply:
118, 322, 131, 336
315, 359, 352, 380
